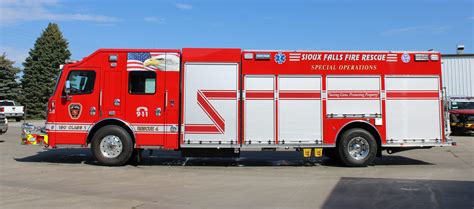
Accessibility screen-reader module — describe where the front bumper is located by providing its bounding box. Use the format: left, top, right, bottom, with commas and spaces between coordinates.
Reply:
21, 123, 48, 145
5, 113, 24, 117
450, 123, 474, 134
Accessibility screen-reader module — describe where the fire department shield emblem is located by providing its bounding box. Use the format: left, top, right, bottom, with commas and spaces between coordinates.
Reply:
68, 103, 82, 120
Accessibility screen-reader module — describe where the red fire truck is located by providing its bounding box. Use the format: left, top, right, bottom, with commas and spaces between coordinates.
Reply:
22, 48, 454, 167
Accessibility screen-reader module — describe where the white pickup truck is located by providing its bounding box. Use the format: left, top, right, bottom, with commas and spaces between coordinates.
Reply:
0, 100, 24, 121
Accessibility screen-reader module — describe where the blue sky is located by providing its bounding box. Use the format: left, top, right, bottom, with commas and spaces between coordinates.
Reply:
1, 0, 473, 67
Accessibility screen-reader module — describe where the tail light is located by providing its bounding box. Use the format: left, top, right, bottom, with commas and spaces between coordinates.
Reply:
0, 107, 4, 113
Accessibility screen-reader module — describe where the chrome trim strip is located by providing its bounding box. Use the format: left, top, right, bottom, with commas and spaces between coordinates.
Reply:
382, 143, 453, 147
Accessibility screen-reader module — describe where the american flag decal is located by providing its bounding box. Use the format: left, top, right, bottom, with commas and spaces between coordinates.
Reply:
127, 52, 165, 71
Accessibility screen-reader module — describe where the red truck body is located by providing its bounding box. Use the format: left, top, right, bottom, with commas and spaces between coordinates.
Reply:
33, 48, 452, 166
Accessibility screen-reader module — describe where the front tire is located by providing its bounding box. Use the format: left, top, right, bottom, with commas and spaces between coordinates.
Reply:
91, 125, 134, 166
337, 128, 377, 167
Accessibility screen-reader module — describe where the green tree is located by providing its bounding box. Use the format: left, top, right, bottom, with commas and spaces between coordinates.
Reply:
0, 54, 21, 101
21, 23, 71, 119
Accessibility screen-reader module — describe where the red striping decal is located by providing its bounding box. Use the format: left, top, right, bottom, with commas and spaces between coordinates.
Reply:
201, 90, 237, 100
136, 132, 178, 135
185, 124, 221, 133
387, 91, 438, 100
197, 91, 225, 133
246, 90, 274, 100
48, 131, 88, 133
279, 91, 321, 100
327, 90, 380, 100
191, 90, 231, 134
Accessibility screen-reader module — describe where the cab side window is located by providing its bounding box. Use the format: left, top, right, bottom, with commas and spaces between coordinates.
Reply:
129, 71, 156, 94
67, 70, 96, 95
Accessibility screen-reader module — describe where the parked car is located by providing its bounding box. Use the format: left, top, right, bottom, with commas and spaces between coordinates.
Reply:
0, 100, 24, 122
449, 97, 474, 135
0, 112, 8, 134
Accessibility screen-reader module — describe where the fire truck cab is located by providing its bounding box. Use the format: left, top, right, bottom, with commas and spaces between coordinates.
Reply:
28, 48, 453, 167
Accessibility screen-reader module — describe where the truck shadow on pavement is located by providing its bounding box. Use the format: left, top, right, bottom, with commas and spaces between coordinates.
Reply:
15, 149, 433, 167
321, 177, 474, 209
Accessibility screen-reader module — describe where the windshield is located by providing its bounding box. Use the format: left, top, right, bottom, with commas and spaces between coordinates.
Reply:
451, 101, 474, 110
52, 69, 63, 95
0, 101, 14, 106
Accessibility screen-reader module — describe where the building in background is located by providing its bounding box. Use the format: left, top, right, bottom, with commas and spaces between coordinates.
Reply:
442, 45, 474, 98
442, 45, 474, 135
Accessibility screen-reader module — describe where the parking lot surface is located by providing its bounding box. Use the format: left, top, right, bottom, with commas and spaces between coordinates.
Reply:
1, 121, 473, 209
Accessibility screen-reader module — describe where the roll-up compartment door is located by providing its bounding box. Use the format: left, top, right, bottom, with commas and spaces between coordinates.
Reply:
385, 76, 441, 143
244, 76, 275, 145
183, 63, 239, 146
326, 76, 381, 117
278, 76, 322, 144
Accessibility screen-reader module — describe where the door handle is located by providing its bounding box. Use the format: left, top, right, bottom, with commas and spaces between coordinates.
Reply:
90, 107, 96, 116
114, 99, 120, 106
156, 108, 161, 116
164, 90, 168, 110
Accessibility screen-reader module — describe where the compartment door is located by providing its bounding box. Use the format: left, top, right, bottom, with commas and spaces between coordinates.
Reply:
244, 76, 275, 145
385, 76, 441, 143
326, 76, 381, 117
183, 63, 239, 147
278, 76, 322, 145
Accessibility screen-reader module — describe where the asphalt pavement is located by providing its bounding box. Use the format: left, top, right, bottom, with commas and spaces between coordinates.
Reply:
0, 121, 473, 209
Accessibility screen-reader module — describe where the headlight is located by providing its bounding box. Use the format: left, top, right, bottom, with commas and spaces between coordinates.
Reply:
21, 123, 36, 134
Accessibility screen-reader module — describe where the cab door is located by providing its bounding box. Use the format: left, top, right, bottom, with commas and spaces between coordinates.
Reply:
124, 52, 168, 146
54, 69, 100, 145
101, 68, 123, 119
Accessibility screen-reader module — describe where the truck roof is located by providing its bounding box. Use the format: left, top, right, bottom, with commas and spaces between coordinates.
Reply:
243, 49, 440, 53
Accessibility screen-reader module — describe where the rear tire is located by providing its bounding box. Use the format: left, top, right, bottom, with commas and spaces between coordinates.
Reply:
337, 128, 377, 167
91, 125, 134, 166
15, 117, 21, 122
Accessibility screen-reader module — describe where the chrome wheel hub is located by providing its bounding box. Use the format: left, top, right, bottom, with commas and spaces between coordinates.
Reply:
99, 135, 123, 158
347, 136, 369, 160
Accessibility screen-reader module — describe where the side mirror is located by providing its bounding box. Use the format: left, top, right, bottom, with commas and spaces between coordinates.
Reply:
65, 80, 71, 94
63, 80, 72, 100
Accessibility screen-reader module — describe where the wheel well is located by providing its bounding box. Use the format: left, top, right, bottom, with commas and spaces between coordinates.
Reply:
336, 121, 382, 157
87, 119, 135, 145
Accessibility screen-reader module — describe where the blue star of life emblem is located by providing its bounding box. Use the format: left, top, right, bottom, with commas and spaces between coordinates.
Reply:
275, 52, 286, 64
